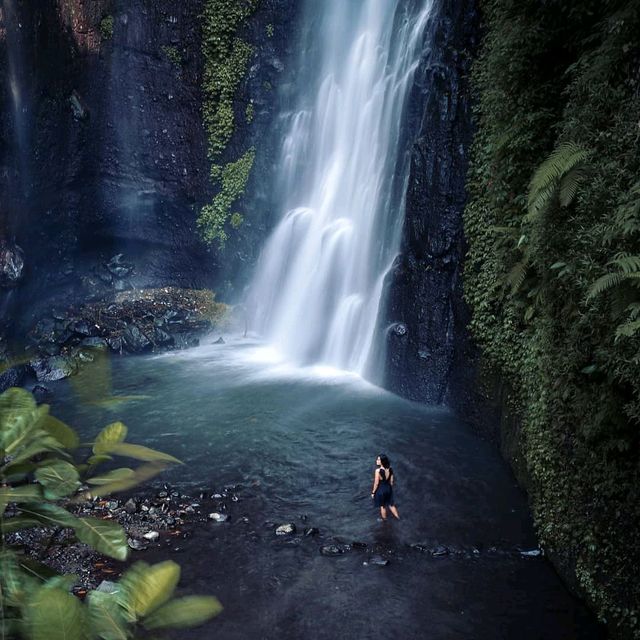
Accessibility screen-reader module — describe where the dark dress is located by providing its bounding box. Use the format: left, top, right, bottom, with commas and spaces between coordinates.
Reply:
373, 467, 395, 507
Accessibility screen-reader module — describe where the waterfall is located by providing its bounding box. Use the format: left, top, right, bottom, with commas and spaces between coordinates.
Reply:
246, 0, 433, 376
2, 0, 32, 205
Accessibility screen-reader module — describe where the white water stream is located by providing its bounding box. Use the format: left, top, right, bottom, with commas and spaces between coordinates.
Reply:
246, 0, 432, 375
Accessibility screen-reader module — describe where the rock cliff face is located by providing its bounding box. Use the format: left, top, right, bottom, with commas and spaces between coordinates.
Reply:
381, 0, 478, 405
0, 0, 296, 335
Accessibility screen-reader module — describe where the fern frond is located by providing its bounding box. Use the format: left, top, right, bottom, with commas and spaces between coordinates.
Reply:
507, 258, 529, 294
615, 319, 640, 340
610, 254, 640, 274
626, 302, 640, 320
559, 166, 588, 207
527, 142, 590, 219
587, 272, 627, 299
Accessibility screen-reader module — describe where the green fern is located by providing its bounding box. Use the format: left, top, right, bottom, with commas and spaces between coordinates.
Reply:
587, 254, 640, 300
527, 142, 590, 219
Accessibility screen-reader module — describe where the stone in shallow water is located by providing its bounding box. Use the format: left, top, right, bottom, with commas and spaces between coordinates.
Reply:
520, 548, 543, 557
304, 527, 319, 537
364, 555, 389, 566
320, 544, 345, 556
275, 523, 296, 536
208, 512, 229, 523
213, 336, 225, 344
127, 538, 148, 551
143, 531, 160, 541
30, 356, 78, 382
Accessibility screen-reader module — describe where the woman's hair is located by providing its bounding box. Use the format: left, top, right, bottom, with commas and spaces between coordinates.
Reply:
378, 454, 390, 469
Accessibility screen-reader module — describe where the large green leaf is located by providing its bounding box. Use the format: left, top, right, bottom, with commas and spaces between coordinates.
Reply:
73, 517, 129, 561
19, 503, 77, 528
4, 434, 67, 470
37, 413, 79, 449
119, 561, 180, 620
87, 591, 129, 640
2, 516, 47, 534
143, 596, 223, 630
104, 442, 181, 464
93, 422, 128, 455
0, 484, 43, 511
87, 468, 135, 485
0, 388, 40, 453
85, 463, 168, 497
35, 461, 80, 500
24, 586, 87, 640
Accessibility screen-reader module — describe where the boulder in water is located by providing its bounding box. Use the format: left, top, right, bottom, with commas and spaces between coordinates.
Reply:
122, 325, 152, 353
0, 364, 33, 393
30, 356, 77, 382
0, 241, 24, 287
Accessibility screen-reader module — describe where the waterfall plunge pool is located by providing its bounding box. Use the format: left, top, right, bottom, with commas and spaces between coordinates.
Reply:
48, 337, 602, 640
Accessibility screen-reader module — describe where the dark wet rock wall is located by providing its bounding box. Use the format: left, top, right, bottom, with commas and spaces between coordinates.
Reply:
381, 0, 479, 405
0, 0, 296, 336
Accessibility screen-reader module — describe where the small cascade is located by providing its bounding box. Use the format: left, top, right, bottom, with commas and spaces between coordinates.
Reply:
246, 0, 433, 376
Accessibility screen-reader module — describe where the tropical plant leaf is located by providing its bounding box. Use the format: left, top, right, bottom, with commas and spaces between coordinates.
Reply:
119, 561, 181, 620
143, 596, 223, 630
0, 484, 43, 511
4, 434, 67, 470
83, 463, 169, 498
24, 586, 87, 640
103, 442, 181, 464
87, 468, 135, 485
2, 516, 48, 534
37, 413, 79, 449
35, 461, 80, 500
0, 388, 41, 454
93, 422, 128, 455
19, 503, 77, 529
73, 517, 129, 561
87, 590, 129, 640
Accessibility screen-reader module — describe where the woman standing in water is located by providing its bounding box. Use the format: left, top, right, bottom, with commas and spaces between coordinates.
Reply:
371, 454, 400, 520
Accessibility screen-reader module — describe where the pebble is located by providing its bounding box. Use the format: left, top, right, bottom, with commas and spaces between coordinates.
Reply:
124, 499, 137, 514
275, 523, 296, 536
364, 555, 389, 566
208, 512, 229, 523
142, 531, 159, 541
127, 538, 148, 551
304, 527, 319, 537
320, 544, 345, 556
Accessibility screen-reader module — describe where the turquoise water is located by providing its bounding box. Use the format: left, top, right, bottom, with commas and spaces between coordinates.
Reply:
50, 338, 602, 639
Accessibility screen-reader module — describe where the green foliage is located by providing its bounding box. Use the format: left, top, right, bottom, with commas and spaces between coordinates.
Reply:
198, 148, 255, 246
245, 101, 254, 124
161, 45, 183, 68
0, 387, 221, 638
201, 0, 258, 159
99, 15, 114, 41
199, 0, 259, 247
464, 0, 640, 635
527, 142, 590, 219
265, 23, 274, 38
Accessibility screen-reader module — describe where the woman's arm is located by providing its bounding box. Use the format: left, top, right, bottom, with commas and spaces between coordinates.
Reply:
390, 470, 394, 486
371, 470, 379, 496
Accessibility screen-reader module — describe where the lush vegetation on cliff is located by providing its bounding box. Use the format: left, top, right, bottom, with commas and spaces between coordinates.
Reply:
198, 0, 259, 246
464, 0, 640, 634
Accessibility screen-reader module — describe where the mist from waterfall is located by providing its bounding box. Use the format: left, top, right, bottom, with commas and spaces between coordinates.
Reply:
246, 0, 432, 376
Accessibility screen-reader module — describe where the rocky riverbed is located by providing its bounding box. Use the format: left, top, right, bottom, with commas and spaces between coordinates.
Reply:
0, 286, 228, 394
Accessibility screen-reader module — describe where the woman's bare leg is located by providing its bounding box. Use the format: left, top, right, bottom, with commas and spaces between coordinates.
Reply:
380, 506, 388, 520
389, 505, 400, 520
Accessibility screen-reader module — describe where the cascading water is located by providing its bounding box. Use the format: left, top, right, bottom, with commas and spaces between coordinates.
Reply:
246, 0, 433, 376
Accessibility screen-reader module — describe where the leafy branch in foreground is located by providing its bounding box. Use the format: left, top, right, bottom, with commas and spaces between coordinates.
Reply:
0, 387, 221, 639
